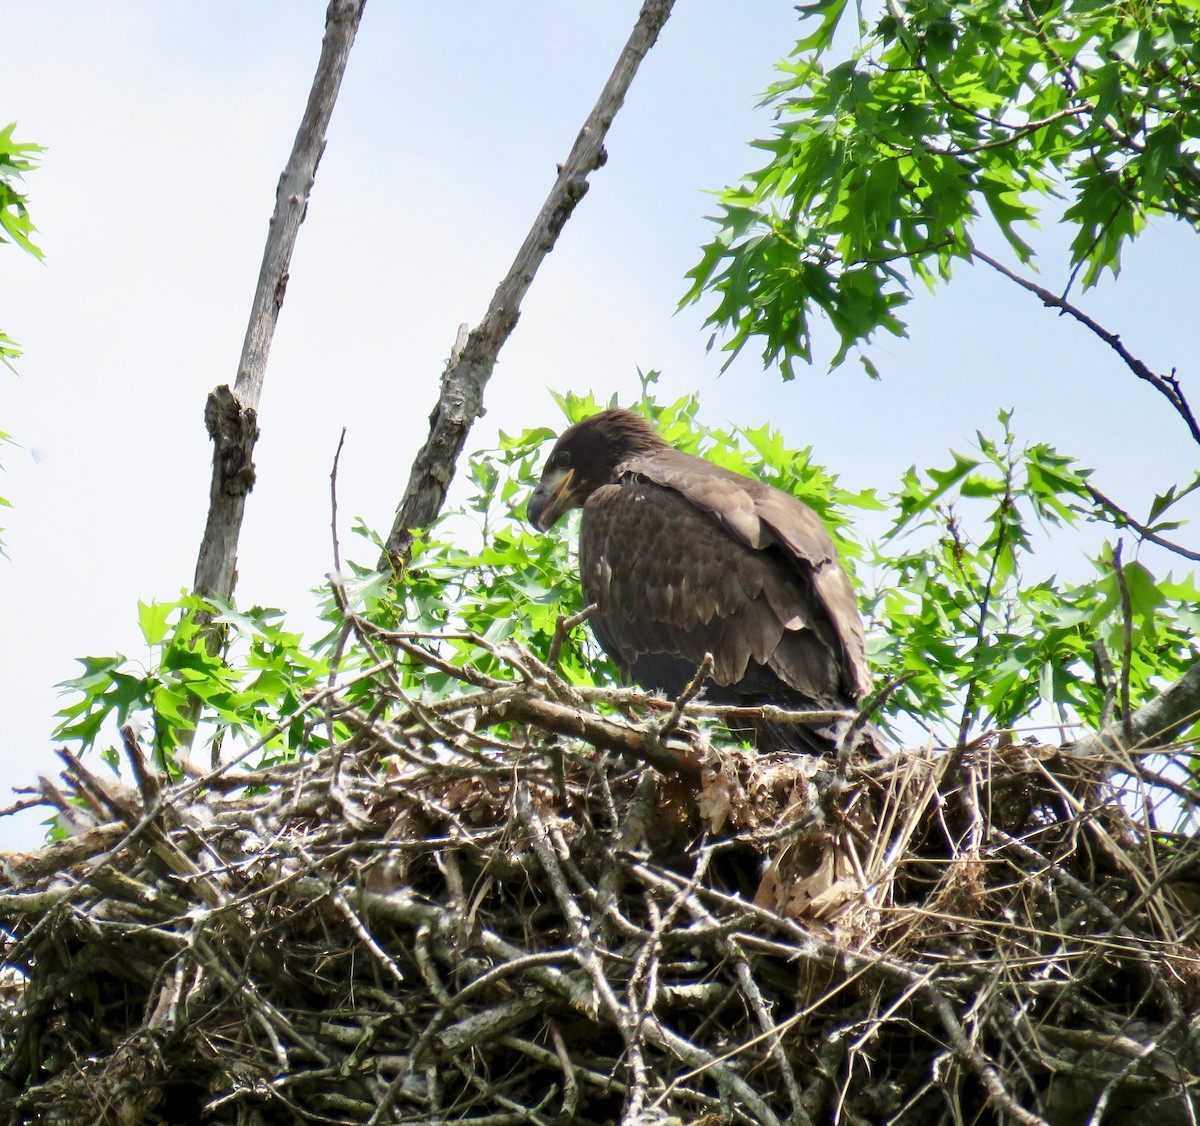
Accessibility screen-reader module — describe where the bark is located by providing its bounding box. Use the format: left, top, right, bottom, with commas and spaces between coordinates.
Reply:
193, 0, 365, 601
195, 386, 258, 604
379, 0, 676, 573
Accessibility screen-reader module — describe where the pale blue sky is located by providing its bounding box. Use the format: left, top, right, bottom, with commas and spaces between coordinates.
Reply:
2, 2, 1197, 846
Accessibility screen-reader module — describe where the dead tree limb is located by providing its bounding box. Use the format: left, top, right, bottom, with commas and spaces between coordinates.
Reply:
379, 0, 676, 573
193, 0, 365, 604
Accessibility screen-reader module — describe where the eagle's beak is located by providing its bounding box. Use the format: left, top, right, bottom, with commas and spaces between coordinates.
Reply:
528, 467, 575, 531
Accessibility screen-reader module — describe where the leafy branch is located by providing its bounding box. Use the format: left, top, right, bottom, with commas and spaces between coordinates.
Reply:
684, 0, 1200, 428
0, 121, 43, 274
0, 122, 45, 550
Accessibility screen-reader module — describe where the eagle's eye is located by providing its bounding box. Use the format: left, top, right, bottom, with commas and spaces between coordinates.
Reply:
551, 449, 571, 469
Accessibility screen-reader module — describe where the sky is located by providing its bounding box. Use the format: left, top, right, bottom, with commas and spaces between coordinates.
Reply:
2, 2, 1197, 849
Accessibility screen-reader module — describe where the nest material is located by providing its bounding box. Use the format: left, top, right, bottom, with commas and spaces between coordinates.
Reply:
2, 632, 1199, 1126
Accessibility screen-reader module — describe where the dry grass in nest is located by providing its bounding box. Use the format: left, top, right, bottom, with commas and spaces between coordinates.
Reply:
1, 630, 1199, 1125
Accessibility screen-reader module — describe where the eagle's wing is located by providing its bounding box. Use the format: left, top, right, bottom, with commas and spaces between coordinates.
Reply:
744, 485, 871, 701
579, 448, 866, 705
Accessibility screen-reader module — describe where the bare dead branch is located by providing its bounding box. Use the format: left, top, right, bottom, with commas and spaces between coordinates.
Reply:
658, 652, 713, 741
495, 692, 704, 783
379, 0, 676, 571
194, 0, 366, 604
1068, 659, 1200, 758
1112, 540, 1134, 748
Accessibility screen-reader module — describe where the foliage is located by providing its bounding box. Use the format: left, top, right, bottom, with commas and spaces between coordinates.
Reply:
348, 375, 880, 692
0, 122, 43, 552
0, 121, 44, 373
682, 0, 1200, 376
56, 595, 330, 773
869, 410, 1200, 741
54, 387, 1198, 773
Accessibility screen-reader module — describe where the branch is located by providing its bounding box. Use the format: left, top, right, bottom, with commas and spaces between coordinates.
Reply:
972, 248, 1200, 447
1067, 659, 1200, 759
547, 603, 597, 671
1084, 481, 1200, 563
658, 653, 713, 741
1112, 541, 1134, 749
379, 0, 676, 572
492, 693, 704, 784
957, 479, 1014, 749
193, 0, 365, 603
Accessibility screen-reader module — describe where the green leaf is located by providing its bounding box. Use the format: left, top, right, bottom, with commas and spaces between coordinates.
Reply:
684, 0, 1200, 375
138, 599, 177, 646
793, 0, 852, 55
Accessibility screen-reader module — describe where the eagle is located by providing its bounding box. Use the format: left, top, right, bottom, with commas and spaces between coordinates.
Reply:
527, 407, 871, 753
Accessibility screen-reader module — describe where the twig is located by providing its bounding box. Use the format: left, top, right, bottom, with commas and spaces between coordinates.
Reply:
990, 827, 1184, 1022
515, 783, 628, 1024
688, 702, 855, 727
633, 862, 1050, 1126
120, 725, 159, 810
547, 603, 596, 671
327, 427, 353, 784
547, 1023, 581, 1121
957, 475, 1013, 749
658, 652, 713, 741
329, 887, 405, 986
684, 891, 811, 1123
837, 670, 914, 774
514, 785, 780, 1125
972, 248, 1200, 445
494, 693, 703, 782
1084, 481, 1200, 563
1091, 638, 1118, 731
1112, 540, 1134, 749
500, 1033, 625, 1099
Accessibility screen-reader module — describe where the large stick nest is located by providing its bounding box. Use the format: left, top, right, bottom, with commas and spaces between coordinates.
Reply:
2, 630, 1199, 1125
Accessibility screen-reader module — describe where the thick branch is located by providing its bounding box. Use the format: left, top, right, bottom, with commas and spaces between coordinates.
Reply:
193, 0, 364, 601
972, 248, 1200, 447
194, 385, 259, 603
379, 0, 675, 572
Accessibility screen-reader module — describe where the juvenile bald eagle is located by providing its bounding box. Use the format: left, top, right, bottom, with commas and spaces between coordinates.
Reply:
527, 407, 871, 752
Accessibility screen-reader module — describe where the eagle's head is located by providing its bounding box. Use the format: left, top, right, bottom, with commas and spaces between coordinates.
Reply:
528, 408, 666, 531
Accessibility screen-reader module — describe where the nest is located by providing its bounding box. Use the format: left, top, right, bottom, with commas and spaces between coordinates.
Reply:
2, 631, 1199, 1126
